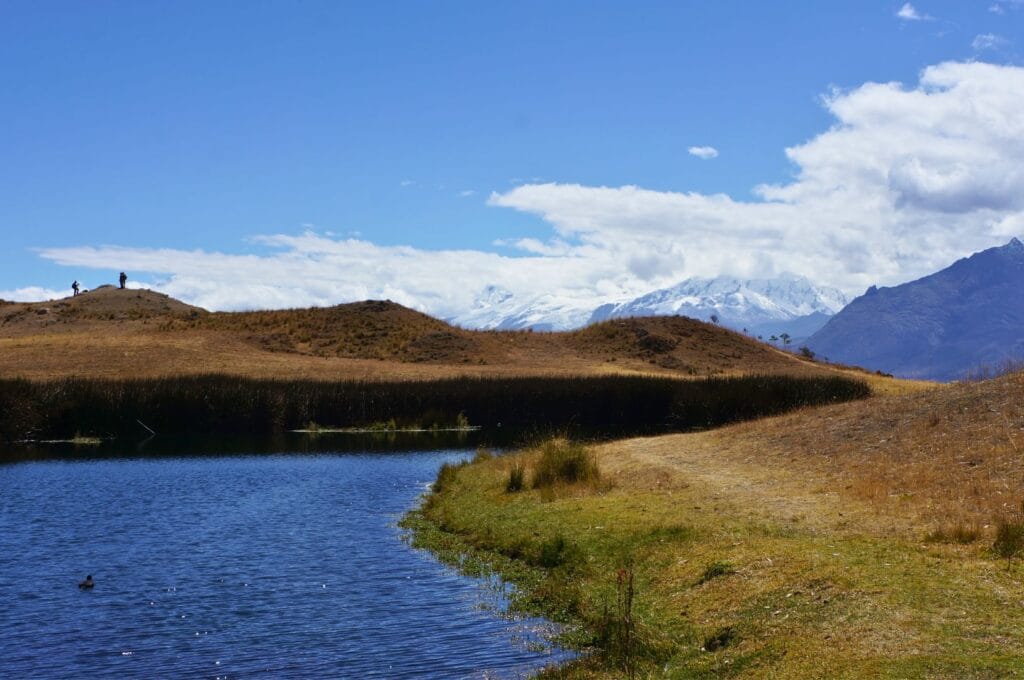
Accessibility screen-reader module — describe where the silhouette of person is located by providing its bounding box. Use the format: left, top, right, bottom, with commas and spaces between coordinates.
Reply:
119, 272, 127, 289
79, 575, 94, 589
72, 281, 79, 296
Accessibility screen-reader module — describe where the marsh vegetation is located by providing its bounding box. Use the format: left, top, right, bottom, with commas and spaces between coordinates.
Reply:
0, 373, 868, 442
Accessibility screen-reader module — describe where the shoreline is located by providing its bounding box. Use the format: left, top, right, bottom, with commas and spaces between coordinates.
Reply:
405, 403, 1024, 678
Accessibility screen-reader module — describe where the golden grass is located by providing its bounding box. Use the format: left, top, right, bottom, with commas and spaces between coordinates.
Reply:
615, 370, 1024, 531
0, 288, 905, 386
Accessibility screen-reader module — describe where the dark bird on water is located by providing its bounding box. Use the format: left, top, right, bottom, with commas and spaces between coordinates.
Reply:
78, 575, 94, 589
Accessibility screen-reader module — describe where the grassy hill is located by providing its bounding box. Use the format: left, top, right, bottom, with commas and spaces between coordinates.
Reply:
0, 287, 876, 383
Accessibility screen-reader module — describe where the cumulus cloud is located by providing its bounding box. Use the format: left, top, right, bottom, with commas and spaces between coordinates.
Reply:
26, 60, 1024, 318
688, 145, 719, 159
491, 61, 1024, 293
896, 3, 930, 20
36, 236, 635, 317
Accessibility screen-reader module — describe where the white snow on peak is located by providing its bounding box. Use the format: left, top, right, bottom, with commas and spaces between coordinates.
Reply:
449, 288, 603, 331
449, 274, 848, 333
596, 274, 848, 326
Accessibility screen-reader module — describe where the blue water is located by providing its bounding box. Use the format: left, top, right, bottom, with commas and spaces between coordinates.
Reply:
0, 449, 568, 678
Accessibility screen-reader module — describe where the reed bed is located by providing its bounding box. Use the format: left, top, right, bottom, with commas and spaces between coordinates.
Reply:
0, 373, 869, 441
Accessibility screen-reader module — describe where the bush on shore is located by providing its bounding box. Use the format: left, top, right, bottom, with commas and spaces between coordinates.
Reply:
532, 438, 600, 489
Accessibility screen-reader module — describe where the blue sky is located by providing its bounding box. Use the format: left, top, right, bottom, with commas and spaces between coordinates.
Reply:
1, 1, 1022, 316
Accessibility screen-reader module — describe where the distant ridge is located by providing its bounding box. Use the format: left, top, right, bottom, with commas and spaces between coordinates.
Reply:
806, 238, 1024, 380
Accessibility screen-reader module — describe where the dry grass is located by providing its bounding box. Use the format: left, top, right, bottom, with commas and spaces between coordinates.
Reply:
604, 369, 1024, 533
0, 288, 906, 386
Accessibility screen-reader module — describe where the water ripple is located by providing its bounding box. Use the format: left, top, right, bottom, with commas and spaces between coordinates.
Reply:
0, 451, 572, 678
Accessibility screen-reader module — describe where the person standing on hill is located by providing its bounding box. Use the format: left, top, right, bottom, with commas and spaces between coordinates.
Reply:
119, 272, 127, 289
72, 280, 79, 296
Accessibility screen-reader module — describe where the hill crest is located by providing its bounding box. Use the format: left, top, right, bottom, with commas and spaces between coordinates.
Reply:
0, 287, 876, 383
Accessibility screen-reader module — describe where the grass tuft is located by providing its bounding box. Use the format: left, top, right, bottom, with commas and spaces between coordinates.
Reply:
532, 438, 600, 489
925, 523, 982, 544
506, 462, 526, 493
432, 461, 466, 494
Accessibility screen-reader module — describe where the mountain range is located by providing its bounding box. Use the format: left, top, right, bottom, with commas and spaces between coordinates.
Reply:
807, 238, 1024, 380
450, 274, 848, 341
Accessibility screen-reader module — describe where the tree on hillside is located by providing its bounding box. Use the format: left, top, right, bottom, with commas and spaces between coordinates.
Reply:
780, 332, 791, 347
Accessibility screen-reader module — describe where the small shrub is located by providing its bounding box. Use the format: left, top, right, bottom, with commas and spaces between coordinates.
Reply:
696, 560, 734, 585
472, 448, 493, 463
798, 346, 815, 359
532, 438, 600, 489
994, 513, 1024, 568
506, 462, 526, 493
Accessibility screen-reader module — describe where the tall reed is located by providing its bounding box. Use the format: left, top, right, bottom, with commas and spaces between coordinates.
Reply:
0, 373, 869, 441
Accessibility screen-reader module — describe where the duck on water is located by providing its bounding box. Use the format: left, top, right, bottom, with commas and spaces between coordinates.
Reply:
78, 575, 94, 590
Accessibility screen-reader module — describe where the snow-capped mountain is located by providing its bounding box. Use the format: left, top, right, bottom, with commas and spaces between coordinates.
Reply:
449, 286, 602, 331
450, 275, 848, 338
590, 274, 848, 339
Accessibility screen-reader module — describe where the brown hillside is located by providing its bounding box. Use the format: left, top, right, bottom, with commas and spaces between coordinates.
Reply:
611, 368, 1023, 534
0, 286, 203, 335
0, 288, 899, 384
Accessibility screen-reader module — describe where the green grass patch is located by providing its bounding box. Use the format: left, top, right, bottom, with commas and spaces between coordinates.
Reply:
405, 438, 1024, 678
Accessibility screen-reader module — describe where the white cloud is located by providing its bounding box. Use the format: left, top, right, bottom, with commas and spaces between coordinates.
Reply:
0, 286, 67, 302
23, 61, 1024, 320
458, 189, 476, 197
896, 3, 931, 20
399, 179, 416, 187
972, 33, 1008, 50
490, 62, 1024, 293
988, 1, 1024, 13
36, 236, 634, 318
687, 146, 719, 159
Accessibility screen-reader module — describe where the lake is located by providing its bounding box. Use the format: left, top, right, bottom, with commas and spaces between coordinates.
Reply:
0, 437, 570, 678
